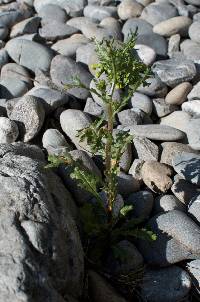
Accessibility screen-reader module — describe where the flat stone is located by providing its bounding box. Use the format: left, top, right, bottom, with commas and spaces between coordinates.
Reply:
153, 98, 178, 117
0, 116, 18, 143
152, 58, 196, 87
187, 118, 200, 150
0, 77, 29, 98
117, 171, 140, 197
161, 142, 198, 166
6, 38, 54, 73
52, 34, 89, 57
126, 190, 154, 220
160, 111, 191, 134
7, 95, 45, 142
39, 21, 78, 41
141, 3, 177, 25
141, 266, 191, 302
125, 124, 185, 141
189, 21, 200, 43
0, 10, 26, 28
165, 82, 192, 105
133, 136, 159, 161
136, 33, 167, 57
84, 97, 103, 117
122, 18, 153, 41
66, 16, 95, 32
141, 161, 173, 193
10, 16, 41, 38
188, 194, 200, 224
130, 92, 153, 115
137, 77, 168, 97
153, 16, 192, 37
153, 194, 186, 214
0, 24, 8, 40
118, 0, 143, 20
182, 100, 200, 117
83, 5, 117, 22
171, 177, 199, 204
42, 128, 72, 155
1, 63, 31, 85
180, 39, 200, 63
38, 4, 68, 23
137, 210, 200, 265
50, 55, 92, 100
172, 152, 200, 185
135, 44, 156, 65
76, 42, 96, 65
118, 109, 143, 126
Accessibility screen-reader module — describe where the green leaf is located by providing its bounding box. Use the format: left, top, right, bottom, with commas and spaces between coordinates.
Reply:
120, 205, 134, 217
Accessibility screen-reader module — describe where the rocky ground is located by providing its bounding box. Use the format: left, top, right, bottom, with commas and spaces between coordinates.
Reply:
0, 0, 200, 301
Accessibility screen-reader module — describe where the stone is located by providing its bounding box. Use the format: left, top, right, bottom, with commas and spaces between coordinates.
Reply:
137, 0, 153, 5
141, 266, 191, 302
135, 44, 156, 65
26, 86, 69, 114
133, 136, 159, 161
172, 152, 200, 185
161, 142, 198, 166
125, 124, 185, 141
118, 109, 143, 126
42, 128, 72, 155
6, 39, 54, 73
182, 100, 200, 117
105, 240, 144, 275
84, 5, 117, 22
169, 0, 190, 17
130, 92, 152, 115
10, 16, 41, 38
188, 81, 200, 100
39, 21, 78, 41
38, 4, 68, 23
160, 111, 191, 134
153, 98, 178, 117
126, 190, 154, 220
189, 21, 200, 43
0, 24, 8, 40
52, 34, 89, 57
141, 3, 177, 26
84, 97, 103, 117
137, 77, 168, 97
50, 55, 92, 100
66, 16, 95, 32
180, 39, 200, 63
60, 109, 92, 150
0, 48, 8, 69
117, 171, 140, 197
185, 0, 200, 4
153, 194, 186, 214
119, 141, 133, 173
188, 194, 200, 224
186, 260, 200, 295
152, 58, 196, 87
141, 161, 173, 193
34, 0, 87, 17
0, 10, 26, 28
129, 159, 144, 181
76, 42, 96, 66
171, 177, 199, 205
122, 18, 153, 41
137, 210, 200, 265
0, 78, 29, 98
136, 33, 167, 57
88, 270, 127, 302
0, 116, 19, 143
187, 118, 200, 150
118, 0, 143, 20
165, 82, 192, 105
7, 95, 45, 142
0, 142, 83, 300
168, 34, 181, 57
1, 62, 31, 85
153, 16, 192, 37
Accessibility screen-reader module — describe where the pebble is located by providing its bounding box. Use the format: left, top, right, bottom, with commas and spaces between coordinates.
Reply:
42, 128, 72, 155
126, 190, 154, 220
133, 136, 159, 161
0, 24, 8, 40
38, 4, 68, 23
186, 260, 200, 295
189, 21, 200, 42
135, 44, 156, 65
137, 77, 168, 97
187, 80, 200, 100
185, 0, 200, 5
171, 177, 199, 204
0, 78, 29, 98
153, 98, 178, 117
1, 63, 31, 85
5, 39, 54, 73
138, 210, 200, 265
141, 3, 177, 25
182, 100, 200, 117
188, 194, 200, 223
39, 21, 78, 41
136, 33, 168, 57
168, 34, 181, 57
84, 97, 103, 117
125, 124, 185, 141
172, 152, 200, 185
118, 109, 143, 126
180, 39, 200, 63
84, 5, 117, 22
141, 161, 173, 193
7, 95, 45, 142
122, 18, 153, 41
186, 118, 200, 150
152, 58, 196, 87
153, 16, 192, 37
0, 116, 19, 143
10, 16, 41, 38
118, 0, 143, 20
161, 142, 198, 166
117, 171, 140, 196
153, 194, 186, 214
160, 111, 191, 134
141, 266, 191, 302
165, 82, 192, 105
129, 159, 144, 181
0, 48, 8, 69
50, 55, 92, 100
130, 92, 153, 115
76, 43, 96, 66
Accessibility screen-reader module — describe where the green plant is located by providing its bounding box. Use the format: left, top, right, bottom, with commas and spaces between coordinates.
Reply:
47, 33, 155, 267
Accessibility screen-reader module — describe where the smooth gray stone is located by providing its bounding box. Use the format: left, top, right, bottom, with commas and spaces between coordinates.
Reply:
188, 81, 200, 100
169, 0, 190, 17
84, 97, 103, 117
152, 58, 196, 87
173, 152, 200, 185
1, 62, 31, 85
42, 128, 72, 155
186, 260, 200, 295
122, 18, 153, 41
188, 194, 200, 224
141, 3, 177, 25
187, 118, 200, 150
10, 16, 41, 38
136, 33, 168, 57
189, 21, 200, 43
126, 190, 154, 220
153, 98, 178, 117
0, 78, 29, 98
7, 95, 45, 142
0, 10, 25, 28
124, 124, 185, 141
141, 266, 191, 302
0, 24, 8, 40
133, 136, 159, 161
76, 42, 96, 65
180, 39, 200, 63
0, 48, 8, 69
83, 5, 117, 22
6, 39, 54, 73
137, 210, 200, 266
118, 109, 143, 126
130, 92, 153, 115
137, 77, 168, 97
66, 16, 96, 32
185, 0, 200, 5
171, 177, 199, 205
39, 21, 78, 41
154, 194, 186, 214
50, 55, 92, 100
0, 142, 83, 301
117, 171, 140, 197
0, 116, 18, 143
182, 100, 200, 117
168, 34, 181, 57
160, 111, 191, 134
38, 4, 68, 23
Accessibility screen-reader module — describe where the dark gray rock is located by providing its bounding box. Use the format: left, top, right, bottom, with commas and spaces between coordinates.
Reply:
1, 62, 31, 85
118, 109, 143, 126
141, 3, 177, 25
0, 48, 8, 69
152, 58, 196, 87
137, 77, 168, 97
153, 98, 178, 117
133, 136, 159, 161
50, 55, 92, 100
10, 16, 41, 38
39, 21, 78, 41
136, 33, 168, 57
0, 77, 29, 98
38, 4, 68, 23
122, 18, 153, 41
0, 24, 8, 40
0, 142, 83, 301
138, 210, 200, 266
188, 194, 200, 224
153, 194, 186, 214
117, 172, 140, 197
141, 266, 191, 302
126, 190, 154, 220
186, 260, 200, 295
171, 177, 199, 205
